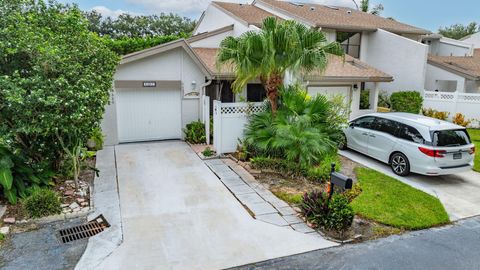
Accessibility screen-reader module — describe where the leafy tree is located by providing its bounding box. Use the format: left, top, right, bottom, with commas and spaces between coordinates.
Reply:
217, 17, 343, 113
102, 34, 186, 55
83, 11, 196, 38
439, 22, 479, 40
352, 0, 384, 15
0, 0, 119, 177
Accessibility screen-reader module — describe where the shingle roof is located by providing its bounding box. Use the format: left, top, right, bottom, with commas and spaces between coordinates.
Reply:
428, 54, 480, 80
212, 2, 279, 27
192, 47, 393, 82
256, 0, 430, 35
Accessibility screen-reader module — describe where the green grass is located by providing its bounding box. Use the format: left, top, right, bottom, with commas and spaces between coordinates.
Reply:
0, 233, 5, 241
272, 191, 303, 205
468, 129, 480, 172
350, 168, 450, 230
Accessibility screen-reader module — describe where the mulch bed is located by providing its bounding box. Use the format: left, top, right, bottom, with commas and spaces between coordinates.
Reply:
241, 155, 406, 242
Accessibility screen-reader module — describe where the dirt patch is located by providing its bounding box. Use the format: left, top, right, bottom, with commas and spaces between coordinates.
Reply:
241, 155, 406, 243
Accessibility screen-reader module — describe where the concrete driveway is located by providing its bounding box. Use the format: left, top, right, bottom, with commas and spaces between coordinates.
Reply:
340, 150, 480, 221
97, 141, 336, 270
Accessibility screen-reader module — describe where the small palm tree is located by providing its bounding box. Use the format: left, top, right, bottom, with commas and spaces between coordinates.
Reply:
217, 17, 343, 113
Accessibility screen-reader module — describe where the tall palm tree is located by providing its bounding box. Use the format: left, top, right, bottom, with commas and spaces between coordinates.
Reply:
352, 0, 384, 16
217, 17, 343, 113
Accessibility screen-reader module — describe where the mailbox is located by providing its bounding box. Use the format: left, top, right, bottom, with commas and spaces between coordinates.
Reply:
331, 172, 353, 190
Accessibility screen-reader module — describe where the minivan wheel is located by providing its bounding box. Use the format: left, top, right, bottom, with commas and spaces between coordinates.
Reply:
390, 153, 410, 176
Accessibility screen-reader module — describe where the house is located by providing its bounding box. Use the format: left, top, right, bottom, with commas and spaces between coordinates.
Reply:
100, 0, 449, 146
461, 32, 480, 48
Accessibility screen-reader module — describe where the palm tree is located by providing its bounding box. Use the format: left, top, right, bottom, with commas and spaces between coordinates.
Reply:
352, 0, 384, 16
217, 17, 343, 113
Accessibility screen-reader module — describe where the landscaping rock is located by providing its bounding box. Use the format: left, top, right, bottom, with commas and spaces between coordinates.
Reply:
64, 190, 74, 196
0, 226, 9, 235
77, 198, 86, 203
80, 202, 89, 207
69, 202, 80, 210
61, 204, 69, 208
3, 217, 15, 224
0, 204, 6, 218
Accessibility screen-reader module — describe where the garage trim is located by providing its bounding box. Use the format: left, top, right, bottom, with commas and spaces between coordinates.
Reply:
114, 80, 182, 90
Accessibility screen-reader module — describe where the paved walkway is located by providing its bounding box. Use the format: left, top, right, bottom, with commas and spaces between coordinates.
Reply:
340, 149, 480, 220
232, 216, 480, 270
96, 141, 336, 270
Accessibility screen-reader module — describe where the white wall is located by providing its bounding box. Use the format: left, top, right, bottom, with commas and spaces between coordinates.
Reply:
361, 29, 428, 93
429, 38, 473, 56
194, 5, 253, 37
189, 30, 234, 48
102, 47, 207, 145
462, 32, 480, 48
425, 64, 466, 92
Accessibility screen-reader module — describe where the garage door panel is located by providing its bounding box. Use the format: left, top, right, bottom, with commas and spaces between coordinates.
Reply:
116, 88, 182, 143
308, 86, 351, 103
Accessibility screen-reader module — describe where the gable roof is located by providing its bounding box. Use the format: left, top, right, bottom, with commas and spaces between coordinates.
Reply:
188, 24, 234, 43
120, 39, 212, 76
212, 1, 280, 27
254, 0, 430, 35
428, 53, 480, 80
192, 47, 393, 82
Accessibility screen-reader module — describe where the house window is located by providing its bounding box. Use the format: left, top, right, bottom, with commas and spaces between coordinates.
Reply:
337, 32, 361, 59
247, 84, 266, 102
221, 81, 235, 103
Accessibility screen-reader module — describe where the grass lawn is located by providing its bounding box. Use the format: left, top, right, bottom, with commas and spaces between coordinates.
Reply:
350, 167, 450, 230
468, 129, 480, 172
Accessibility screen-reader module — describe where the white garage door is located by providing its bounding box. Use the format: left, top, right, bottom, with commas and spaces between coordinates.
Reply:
308, 86, 351, 102
116, 88, 182, 143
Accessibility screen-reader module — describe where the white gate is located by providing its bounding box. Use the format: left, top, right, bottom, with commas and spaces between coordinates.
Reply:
423, 91, 480, 127
213, 101, 265, 155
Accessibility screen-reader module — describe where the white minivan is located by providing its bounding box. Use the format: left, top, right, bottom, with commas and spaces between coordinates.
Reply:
343, 112, 475, 176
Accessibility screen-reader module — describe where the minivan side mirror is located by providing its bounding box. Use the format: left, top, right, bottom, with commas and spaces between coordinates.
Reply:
349, 122, 355, 129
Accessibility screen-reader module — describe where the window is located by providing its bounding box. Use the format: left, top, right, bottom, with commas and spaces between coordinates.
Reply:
247, 84, 266, 102
396, 124, 425, 144
353, 116, 375, 129
337, 32, 361, 59
372, 118, 397, 136
433, 130, 471, 147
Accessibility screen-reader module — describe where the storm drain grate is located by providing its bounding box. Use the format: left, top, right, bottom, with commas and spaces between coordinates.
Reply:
58, 215, 110, 244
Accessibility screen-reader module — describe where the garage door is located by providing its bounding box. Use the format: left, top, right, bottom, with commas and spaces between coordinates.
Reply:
308, 86, 351, 102
116, 88, 182, 143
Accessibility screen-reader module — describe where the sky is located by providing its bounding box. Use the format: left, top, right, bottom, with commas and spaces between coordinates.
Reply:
58, 0, 480, 32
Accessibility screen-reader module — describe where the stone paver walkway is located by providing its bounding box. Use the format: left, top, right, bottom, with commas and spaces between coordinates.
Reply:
205, 159, 319, 236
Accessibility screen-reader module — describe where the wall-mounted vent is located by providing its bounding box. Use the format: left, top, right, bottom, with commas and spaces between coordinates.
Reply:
310, 6, 316, 11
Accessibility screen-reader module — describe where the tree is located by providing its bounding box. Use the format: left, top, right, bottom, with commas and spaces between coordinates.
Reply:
439, 22, 479, 40
0, 0, 119, 171
217, 17, 343, 113
352, 0, 384, 16
83, 11, 196, 38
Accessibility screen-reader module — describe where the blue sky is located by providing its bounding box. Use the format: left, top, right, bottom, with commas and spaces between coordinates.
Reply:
58, 0, 480, 32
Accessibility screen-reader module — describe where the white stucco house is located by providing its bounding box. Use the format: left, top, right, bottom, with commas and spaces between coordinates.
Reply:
461, 32, 480, 48
101, 0, 479, 146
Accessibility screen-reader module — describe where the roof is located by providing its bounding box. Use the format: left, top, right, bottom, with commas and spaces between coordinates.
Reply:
365, 113, 465, 131
192, 47, 393, 82
188, 24, 234, 43
428, 53, 480, 80
255, 0, 430, 35
460, 31, 480, 41
212, 1, 279, 27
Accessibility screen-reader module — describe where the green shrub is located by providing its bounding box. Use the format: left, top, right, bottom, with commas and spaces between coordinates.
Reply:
378, 91, 391, 108
0, 233, 5, 241
88, 127, 105, 151
422, 108, 450, 120
344, 183, 362, 203
23, 189, 62, 218
300, 191, 354, 232
390, 91, 423, 113
202, 147, 214, 157
102, 35, 186, 56
184, 121, 206, 144
306, 154, 341, 182
360, 90, 370, 109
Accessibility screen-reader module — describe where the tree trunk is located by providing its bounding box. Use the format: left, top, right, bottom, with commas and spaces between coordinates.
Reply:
261, 74, 283, 114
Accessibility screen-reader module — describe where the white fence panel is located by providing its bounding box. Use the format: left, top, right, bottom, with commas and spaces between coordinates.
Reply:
423, 91, 480, 127
202, 95, 210, 145
213, 101, 265, 155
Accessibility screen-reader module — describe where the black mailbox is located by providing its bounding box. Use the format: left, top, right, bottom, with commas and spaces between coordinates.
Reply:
331, 172, 353, 190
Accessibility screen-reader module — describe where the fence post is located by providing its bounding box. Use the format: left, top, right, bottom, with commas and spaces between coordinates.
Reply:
213, 100, 222, 155
203, 96, 210, 145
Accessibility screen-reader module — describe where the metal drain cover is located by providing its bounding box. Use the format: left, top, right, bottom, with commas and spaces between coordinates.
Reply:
58, 215, 110, 244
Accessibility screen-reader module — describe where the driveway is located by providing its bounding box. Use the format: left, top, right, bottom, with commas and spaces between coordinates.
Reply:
96, 141, 336, 270
340, 150, 480, 221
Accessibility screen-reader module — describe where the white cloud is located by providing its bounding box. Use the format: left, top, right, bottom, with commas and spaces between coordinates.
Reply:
91, 6, 140, 18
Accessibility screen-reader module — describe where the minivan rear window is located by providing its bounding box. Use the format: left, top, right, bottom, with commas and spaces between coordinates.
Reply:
433, 130, 471, 147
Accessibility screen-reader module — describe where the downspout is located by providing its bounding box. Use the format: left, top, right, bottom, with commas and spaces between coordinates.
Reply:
199, 76, 213, 122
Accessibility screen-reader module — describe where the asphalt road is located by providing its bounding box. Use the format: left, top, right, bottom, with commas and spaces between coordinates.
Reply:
231, 216, 480, 270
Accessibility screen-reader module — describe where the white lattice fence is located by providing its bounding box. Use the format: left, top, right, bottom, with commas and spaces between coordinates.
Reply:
213, 101, 266, 154
424, 91, 480, 127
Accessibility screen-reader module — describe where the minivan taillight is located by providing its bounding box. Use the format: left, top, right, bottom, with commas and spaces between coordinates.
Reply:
418, 147, 446, 158
470, 147, 476, 155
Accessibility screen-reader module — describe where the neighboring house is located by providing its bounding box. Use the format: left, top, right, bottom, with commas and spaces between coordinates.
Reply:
461, 32, 480, 48
101, 0, 478, 145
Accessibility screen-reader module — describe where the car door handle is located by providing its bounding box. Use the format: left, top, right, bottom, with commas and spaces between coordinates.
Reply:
362, 132, 369, 136
369, 134, 376, 138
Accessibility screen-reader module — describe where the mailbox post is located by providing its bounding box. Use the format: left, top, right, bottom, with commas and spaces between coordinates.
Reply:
329, 163, 353, 200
